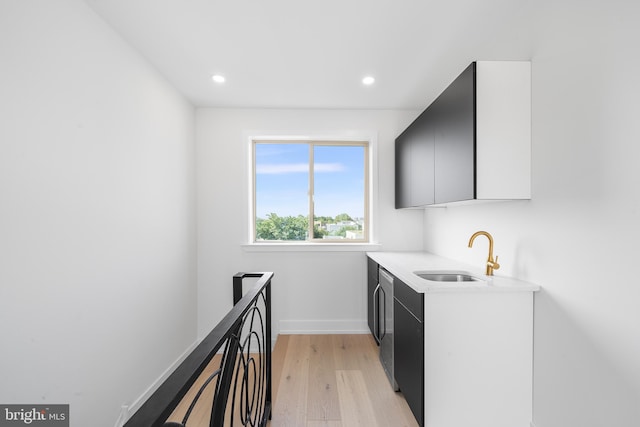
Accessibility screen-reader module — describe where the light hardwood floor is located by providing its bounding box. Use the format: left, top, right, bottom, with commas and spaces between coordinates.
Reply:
167, 334, 418, 427
269, 334, 418, 427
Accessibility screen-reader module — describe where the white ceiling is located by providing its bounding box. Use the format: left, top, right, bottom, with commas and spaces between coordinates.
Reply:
84, 0, 535, 110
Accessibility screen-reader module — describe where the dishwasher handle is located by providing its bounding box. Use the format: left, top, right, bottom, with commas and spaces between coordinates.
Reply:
379, 284, 386, 341
372, 283, 381, 342
378, 268, 394, 341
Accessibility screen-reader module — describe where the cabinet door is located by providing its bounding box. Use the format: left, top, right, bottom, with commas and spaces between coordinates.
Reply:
434, 62, 476, 204
394, 280, 424, 426
395, 131, 412, 208
395, 110, 435, 208
367, 258, 380, 343
410, 110, 435, 206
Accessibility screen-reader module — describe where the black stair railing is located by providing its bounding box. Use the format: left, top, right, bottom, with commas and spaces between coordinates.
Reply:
124, 272, 273, 427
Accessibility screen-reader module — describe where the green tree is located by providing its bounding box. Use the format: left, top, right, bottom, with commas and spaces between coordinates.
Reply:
335, 213, 353, 222
313, 215, 334, 224
313, 225, 328, 239
256, 213, 308, 240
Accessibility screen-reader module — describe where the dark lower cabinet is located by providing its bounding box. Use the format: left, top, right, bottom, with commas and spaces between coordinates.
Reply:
394, 278, 424, 427
367, 257, 380, 344
367, 256, 534, 426
367, 258, 425, 425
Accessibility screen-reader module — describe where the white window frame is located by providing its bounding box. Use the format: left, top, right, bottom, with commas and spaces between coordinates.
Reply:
243, 132, 380, 252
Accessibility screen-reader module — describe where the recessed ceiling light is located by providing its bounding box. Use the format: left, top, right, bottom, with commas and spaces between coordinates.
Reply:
212, 74, 226, 83
362, 76, 375, 85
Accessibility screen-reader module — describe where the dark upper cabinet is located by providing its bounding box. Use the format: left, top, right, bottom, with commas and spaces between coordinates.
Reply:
411, 110, 436, 206
433, 63, 475, 204
394, 128, 413, 208
395, 106, 435, 208
395, 61, 531, 208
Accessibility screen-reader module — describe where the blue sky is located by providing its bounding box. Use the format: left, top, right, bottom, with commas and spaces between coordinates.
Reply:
255, 143, 365, 219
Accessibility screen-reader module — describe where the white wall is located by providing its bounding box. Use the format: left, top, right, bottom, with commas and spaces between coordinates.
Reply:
5, 1, 636, 426
0, 1, 197, 426
196, 108, 422, 338
423, 1, 640, 426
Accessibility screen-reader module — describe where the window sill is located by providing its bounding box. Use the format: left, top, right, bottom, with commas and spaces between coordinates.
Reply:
242, 242, 382, 252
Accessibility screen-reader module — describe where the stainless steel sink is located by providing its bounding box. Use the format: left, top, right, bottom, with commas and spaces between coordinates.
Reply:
413, 271, 485, 283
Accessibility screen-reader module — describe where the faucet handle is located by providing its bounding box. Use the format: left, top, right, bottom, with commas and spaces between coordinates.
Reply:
492, 256, 500, 271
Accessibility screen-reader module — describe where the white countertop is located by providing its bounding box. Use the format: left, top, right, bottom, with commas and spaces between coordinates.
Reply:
367, 251, 540, 293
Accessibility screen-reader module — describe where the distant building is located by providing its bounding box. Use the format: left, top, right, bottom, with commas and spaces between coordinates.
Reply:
346, 230, 364, 239
326, 220, 358, 232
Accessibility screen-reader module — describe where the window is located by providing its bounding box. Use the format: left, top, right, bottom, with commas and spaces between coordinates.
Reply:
252, 140, 369, 243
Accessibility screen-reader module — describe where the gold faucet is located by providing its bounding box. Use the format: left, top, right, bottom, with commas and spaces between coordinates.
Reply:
468, 231, 500, 276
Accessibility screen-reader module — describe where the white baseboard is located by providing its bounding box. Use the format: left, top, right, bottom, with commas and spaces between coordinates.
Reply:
114, 339, 200, 427
113, 405, 129, 427
278, 319, 369, 335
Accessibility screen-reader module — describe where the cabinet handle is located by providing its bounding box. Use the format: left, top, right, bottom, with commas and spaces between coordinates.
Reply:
373, 283, 381, 341
379, 285, 386, 341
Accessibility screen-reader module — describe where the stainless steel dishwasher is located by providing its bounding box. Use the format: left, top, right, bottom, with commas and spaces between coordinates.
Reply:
378, 267, 398, 390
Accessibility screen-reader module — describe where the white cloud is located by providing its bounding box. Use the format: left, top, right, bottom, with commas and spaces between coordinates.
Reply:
256, 163, 308, 174
315, 163, 345, 173
256, 162, 345, 174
